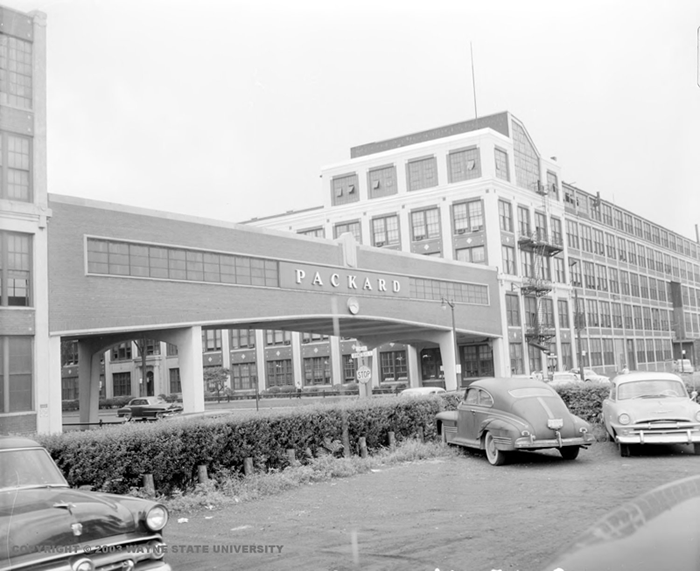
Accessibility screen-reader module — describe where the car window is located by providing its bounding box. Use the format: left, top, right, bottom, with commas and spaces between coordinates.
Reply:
0, 448, 68, 490
617, 380, 687, 400
465, 388, 479, 405
478, 390, 494, 407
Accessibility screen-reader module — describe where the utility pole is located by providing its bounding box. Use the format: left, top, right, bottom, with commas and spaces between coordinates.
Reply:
574, 288, 584, 381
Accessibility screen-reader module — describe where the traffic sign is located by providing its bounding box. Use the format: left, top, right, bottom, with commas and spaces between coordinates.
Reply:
356, 366, 372, 384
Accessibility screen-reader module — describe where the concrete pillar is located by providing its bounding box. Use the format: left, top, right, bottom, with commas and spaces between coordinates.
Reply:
291, 331, 303, 388
38, 335, 63, 434
491, 337, 507, 377
78, 340, 100, 425
255, 330, 266, 391
330, 336, 343, 385
407, 345, 420, 387
161, 326, 204, 413
436, 331, 460, 391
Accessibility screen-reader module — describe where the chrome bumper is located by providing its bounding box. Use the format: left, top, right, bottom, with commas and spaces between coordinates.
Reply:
514, 434, 593, 449
616, 429, 700, 445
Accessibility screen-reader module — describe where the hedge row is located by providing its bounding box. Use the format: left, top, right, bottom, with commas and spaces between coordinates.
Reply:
39, 398, 441, 495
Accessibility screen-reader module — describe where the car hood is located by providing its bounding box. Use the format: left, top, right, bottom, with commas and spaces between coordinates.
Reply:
509, 396, 581, 435
615, 397, 699, 422
0, 487, 138, 561
542, 475, 700, 571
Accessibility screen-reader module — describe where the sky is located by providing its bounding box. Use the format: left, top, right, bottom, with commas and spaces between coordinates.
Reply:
5, 0, 700, 239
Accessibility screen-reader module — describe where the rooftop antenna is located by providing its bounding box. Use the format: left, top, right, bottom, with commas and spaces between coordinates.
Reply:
470, 42, 478, 127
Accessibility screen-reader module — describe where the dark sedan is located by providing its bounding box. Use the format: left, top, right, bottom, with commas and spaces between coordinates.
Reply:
436, 376, 594, 465
117, 396, 183, 421
0, 436, 171, 571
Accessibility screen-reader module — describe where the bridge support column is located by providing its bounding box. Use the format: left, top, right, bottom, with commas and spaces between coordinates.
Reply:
437, 332, 460, 391
39, 335, 63, 434
161, 326, 204, 413
491, 337, 507, 377
407, 345, 420, 388
78, 339, 102, 425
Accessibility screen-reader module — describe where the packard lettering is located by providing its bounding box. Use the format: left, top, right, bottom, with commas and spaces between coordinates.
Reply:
294, 269, 401, 293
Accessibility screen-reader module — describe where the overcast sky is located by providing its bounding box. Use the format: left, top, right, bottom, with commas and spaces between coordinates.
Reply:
6, 0, 700, 239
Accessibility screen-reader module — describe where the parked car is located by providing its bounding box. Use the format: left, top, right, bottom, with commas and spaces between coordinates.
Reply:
399, 387, 446, 397
0, 436, 171, 571
547, 371, 581, 386
117, 396, 183, 421
602, 371, 700, 456
436, 377, 594, 465
672, 359, 695, 374
541, 474, 700, 570
568, 367, 611, 384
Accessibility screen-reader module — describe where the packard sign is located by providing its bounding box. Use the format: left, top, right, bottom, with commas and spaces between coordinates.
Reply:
280, 262, 409, 298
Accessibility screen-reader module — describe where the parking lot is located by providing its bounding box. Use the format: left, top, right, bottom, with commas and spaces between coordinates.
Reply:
164, 439, 700, 571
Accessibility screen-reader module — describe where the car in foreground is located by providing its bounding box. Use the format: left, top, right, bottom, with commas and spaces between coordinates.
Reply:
541, 474, 700, 571
0, 436, 171, 571
672, 358, 695, 374
436, 377, 594, 465
117, 396, 183, 421
568, 367, 611, 384
601, 371, 700, 456
399, 386, 446, 397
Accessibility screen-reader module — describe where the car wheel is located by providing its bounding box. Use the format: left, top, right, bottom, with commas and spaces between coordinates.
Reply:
156, 412, 165, 420
559, 446, 580, 460
619, 443, 632, 457
123, 412, 132, 422
484, 432, 508, 466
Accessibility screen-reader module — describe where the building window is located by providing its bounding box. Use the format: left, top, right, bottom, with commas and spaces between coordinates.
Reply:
502, 245, 516, 275
331, 173, 359, 205
570, 259, 582, 287
368, 165, 398, 199
334, 221, 362, 243
0, 35, 32, 109
623, 305, 633, 329
633, 306, 643, 330
298, 227, 324, 238
580, 225, 592, 253
599, 301, 611, 328
509, 342, 524, 375
169, 368, 181, 393
612, 303, 623, 328
0, 231, 31, 307
590, 338, 603, 366
463, 344, 494, 377
380, 350, 407, 383
546, 171, 559, 200
231, 363, 257, 390
521, 250, 535, 278
541, 297, 555, 328
582, 261, 595, 290
411, 208, 440, 241
586, 299, 599, 327
453, 200, 484, 233
371, 214, 400, 248
448, 147, 481, 182
527, 344, 542, 374
558, 299, 570, 329
0, 336, 32, 412
596, 264, 608, 291
0, 133, 32, 202
111, 342, 132, 361
553, 257, 565, 283
566, 220, 579, 250
506, 294, 521, 326
456, 246, 485, 265
136, 339, 160, 357
524, 296, 538, 328
230, 329, 255, 349
113, 372, 131, 397
166, 343, 178, 356
410, 278, 489, 305
303, 356, 332, 386
265, 330, 291, 346
342, 355, 357, 383
494, 147, 509, 181
202, 329, 222, 351
609, 268, 619, 294
266, 359, 293, 388
498, 200, 513, 232
551, 218, 563, 247
518, 206, 530, 236
560, 342, 573, 370
512, 120, 540, 192
406, 156, 438, 191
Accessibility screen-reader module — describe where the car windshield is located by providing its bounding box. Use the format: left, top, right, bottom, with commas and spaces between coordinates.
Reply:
617, 380, 688, 400
0, 448, 68, 490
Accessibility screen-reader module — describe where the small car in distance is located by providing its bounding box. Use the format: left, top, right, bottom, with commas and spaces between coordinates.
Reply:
117, 396, 183, 421
547, 371, 581, 387
436, 377, 594, 465
568, 367, 611, 384
672, 359, 695, 374
399, 387, 446, 397
0, 437, 171, 571
602, 371, 700, 456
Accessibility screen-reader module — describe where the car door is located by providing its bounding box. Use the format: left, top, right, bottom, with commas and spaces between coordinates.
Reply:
129, 398, 148, 418
457, 388, 482, 447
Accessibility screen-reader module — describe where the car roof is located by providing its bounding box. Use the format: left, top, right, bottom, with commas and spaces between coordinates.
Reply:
469, 376, 552, 393
0, 436, 42, 451
612, 371, 684, 385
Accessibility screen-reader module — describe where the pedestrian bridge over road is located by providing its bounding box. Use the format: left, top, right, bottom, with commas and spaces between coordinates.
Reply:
44, 195, 502, 432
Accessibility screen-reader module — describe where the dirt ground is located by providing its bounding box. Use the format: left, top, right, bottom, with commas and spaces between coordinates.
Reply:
163, 440, 700, 571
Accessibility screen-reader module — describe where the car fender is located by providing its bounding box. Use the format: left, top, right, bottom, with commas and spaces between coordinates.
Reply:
478, 418, 520, 449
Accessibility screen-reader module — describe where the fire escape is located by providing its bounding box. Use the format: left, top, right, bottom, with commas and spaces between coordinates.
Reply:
518, 181, 563, 357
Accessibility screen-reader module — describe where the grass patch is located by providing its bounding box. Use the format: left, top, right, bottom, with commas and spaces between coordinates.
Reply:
137, 439, 458, 513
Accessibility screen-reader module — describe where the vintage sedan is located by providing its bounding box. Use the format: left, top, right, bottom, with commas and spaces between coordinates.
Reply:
569, 367, 611, 384
602, 371, 700, 456
117, 396, 183, 421
399, 387, 446, 397
436, 377, 594, 465
0, 436, 171, 571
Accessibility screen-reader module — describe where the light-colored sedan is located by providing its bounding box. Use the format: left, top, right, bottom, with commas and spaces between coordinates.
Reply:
602, 371, 700, 456
399, 387, 446, 397
569, 368, 611, 384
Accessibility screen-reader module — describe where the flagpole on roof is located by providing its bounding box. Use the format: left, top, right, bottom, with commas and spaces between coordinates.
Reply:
470, 41, 478, 127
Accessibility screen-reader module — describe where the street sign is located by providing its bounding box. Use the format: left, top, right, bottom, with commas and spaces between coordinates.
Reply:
351, 351, 373, 358
356, 366, 372, 384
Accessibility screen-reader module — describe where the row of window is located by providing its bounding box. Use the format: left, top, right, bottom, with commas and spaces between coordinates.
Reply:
0, 34, 33, 110
0, 230, 31, 306
565, 206, 698, 260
